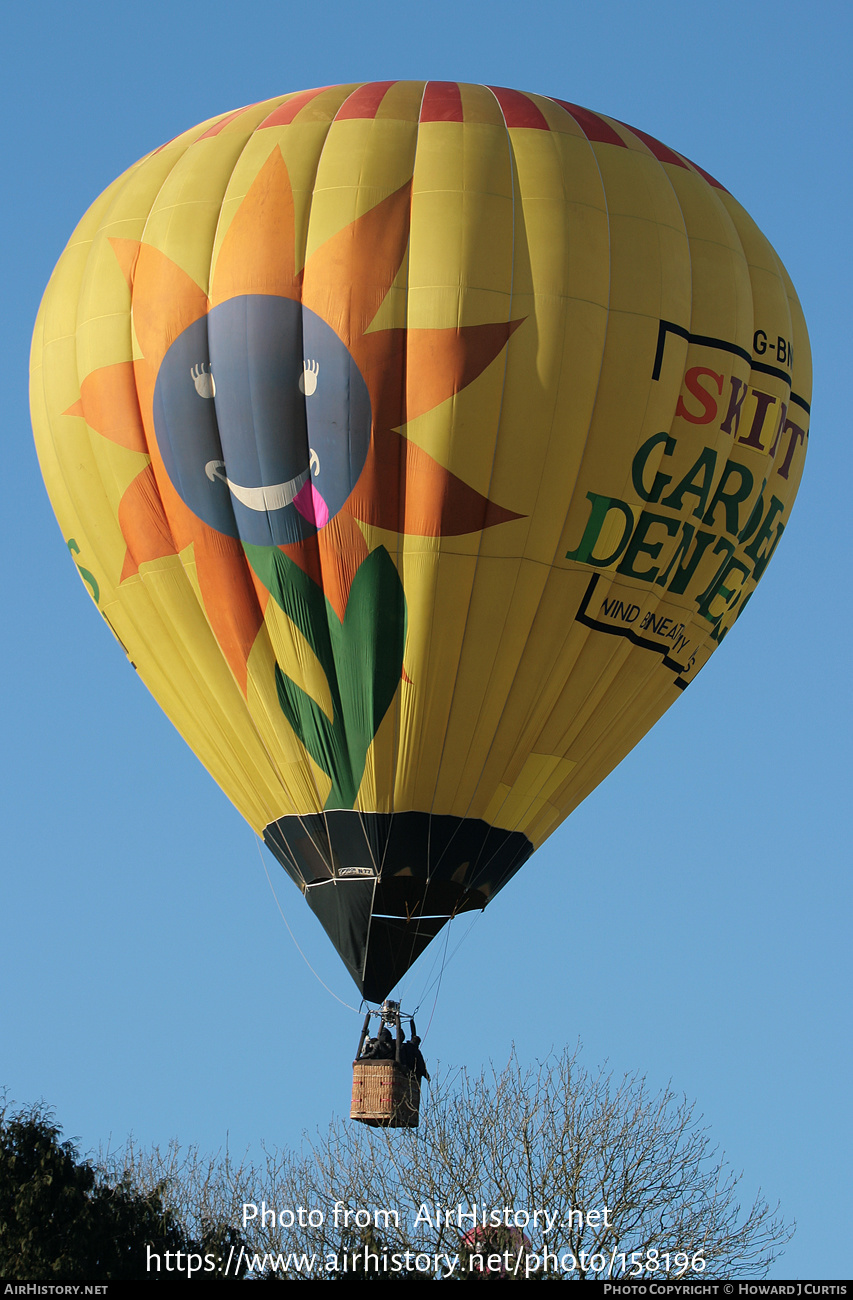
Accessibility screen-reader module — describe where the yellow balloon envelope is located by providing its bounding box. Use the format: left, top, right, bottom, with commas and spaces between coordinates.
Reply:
31, 82, 811, 1000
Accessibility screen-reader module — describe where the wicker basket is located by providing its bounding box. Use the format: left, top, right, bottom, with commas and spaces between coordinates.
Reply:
351, 1059, 421, 1127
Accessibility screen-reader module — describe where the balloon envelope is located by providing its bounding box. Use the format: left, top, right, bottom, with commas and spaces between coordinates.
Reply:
31, 82, 810, 1000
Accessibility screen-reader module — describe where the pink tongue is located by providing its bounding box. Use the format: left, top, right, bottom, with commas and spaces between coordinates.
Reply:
294, 481, 329, 529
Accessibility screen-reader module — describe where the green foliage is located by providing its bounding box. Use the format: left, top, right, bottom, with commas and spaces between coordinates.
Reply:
0, 1101, 244, 1281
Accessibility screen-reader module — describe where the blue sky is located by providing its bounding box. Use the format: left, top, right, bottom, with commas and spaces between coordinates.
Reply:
3, 0, 850, 1280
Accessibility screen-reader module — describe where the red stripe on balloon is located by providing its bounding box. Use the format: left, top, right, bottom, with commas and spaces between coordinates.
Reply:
197, 105, 257, 139
619, 121, 689, 169
682, 155, 729, 192
336, 82, 398, 120
549, 99, 627, 147
488, 86, 549, 129
259, 87, 334, 128
420, 82, 464, 122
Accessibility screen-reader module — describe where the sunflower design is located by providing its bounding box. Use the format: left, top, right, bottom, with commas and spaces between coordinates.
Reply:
67, 146, 522, 810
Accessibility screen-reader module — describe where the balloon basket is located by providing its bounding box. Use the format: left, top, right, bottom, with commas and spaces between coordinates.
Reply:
351, 1060, 421, 1128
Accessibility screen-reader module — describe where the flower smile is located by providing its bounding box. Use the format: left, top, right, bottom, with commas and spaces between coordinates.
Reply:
205, 459, 310, 511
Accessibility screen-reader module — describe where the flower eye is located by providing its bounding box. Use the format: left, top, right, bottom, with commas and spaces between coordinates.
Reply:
298, 359, 319, 396
191, 363, 215, 398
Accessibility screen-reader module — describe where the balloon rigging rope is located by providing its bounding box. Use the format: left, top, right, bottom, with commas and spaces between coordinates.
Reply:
397, 916, 451, 1036
254, 834, 361, 1012
410, 908, 483, 1039
421, 919, 453, 1039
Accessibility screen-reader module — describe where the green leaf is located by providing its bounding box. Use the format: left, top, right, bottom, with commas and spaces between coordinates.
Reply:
246, 544, 406, 810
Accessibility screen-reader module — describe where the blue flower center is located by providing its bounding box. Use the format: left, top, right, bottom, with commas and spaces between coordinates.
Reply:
154, 295, 371, 546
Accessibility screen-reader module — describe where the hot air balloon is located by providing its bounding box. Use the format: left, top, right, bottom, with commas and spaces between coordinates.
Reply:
30, 82, 810, 1017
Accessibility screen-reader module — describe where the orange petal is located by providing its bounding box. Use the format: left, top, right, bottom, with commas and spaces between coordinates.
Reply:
350, 327, 407, 432
210, 147, 300, 306
349, 425, 522, 537
403, 319, 524, 423
118, 465, 177, 580
109, 239, 209, 372
348, 320, 525, 536
194, 531, 265, 696
301, 180, 412, 349
68, 361, 147, 452
351, 320, 524, 444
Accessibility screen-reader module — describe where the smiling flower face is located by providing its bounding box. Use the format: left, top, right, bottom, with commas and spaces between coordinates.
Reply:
154, 295, 372, 547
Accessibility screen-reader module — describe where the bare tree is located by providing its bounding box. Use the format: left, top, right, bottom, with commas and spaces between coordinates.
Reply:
102, 1046, 792, 1280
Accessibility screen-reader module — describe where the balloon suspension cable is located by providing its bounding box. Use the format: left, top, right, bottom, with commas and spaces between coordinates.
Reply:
414, 908, 483, 1038
420, 912, 455, 1039
254, 834, 361, 1012
393, 916, 450, 1034
396, 906, 479, 1040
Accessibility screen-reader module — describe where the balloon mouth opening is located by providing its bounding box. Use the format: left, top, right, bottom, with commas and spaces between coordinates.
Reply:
264, 810, 534, 1001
